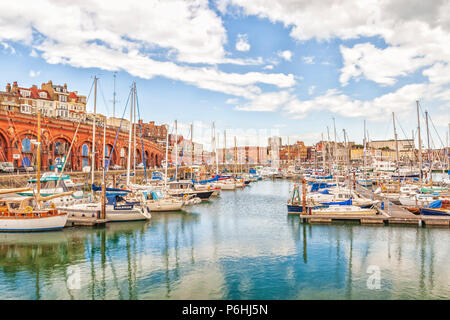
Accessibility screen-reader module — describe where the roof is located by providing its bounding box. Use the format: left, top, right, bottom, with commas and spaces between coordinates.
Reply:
18, 87, 52, 100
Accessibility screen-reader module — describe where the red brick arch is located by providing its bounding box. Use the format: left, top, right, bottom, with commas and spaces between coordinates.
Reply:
0, 112, 164, 171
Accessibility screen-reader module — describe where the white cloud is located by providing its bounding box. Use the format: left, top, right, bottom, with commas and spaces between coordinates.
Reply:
308, 85, 316, 95
302, 56, 314, 64
284, 83, 430, 120
235, 90, 291, 111
278, 50, 292, 61
1, 42, 15, 54
29, 70, 40, 77
222, 0, 450, 89
235, 33, 250, 52
0, 0, 295, 103
30, 49, 38, 57
225, 98, 239, 104
339, 43, 431, 86
263, 65, 274, 70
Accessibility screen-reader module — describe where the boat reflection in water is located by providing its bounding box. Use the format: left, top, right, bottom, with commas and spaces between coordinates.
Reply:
0, 180, 449, 300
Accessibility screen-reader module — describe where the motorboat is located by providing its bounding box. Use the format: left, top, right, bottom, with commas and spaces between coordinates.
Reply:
142, 190, 184, 212
168, 180, 214, 200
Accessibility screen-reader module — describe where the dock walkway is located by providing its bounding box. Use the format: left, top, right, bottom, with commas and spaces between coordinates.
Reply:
300, 184, 450, 228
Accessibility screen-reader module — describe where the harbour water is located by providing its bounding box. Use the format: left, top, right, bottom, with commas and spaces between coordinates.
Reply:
0, 179, 449, 300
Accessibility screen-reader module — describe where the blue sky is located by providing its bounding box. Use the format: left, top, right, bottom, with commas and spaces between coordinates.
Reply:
0, 0, 449, 149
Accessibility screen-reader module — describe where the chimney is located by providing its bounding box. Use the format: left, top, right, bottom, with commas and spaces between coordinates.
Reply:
6, 83, 11, 93
11, 81, 18, 93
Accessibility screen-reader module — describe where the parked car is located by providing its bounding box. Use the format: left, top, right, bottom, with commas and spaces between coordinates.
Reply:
136, 163, 145, 169
0, 162, 15, 173
82, 165, 91, 173
18, 166, 35, 173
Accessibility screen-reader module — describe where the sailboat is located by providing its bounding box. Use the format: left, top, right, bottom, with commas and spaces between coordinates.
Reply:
65, 79, 151, 222
0, 112, 70, 231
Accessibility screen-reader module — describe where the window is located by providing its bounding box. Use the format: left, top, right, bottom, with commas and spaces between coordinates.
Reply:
81, 144, 89, 157
39, 92, 47, 99
55, 141, 66, 155
59, 95, 67, 102
20, 90, 31, 97
21, 105, 32, 114
22, 138, 31, 153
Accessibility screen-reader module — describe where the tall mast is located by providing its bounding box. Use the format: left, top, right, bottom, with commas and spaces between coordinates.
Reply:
287, 136, 290, 167
191, 122, 194, 178
343, 129, 348, 170
215, 132, 219, 174
133, 83, 137, 184
234, 136, 237, 176
327, 126, 331, 173
101, 117, 106, 220
416, 101, 423, 179
425, 111, 432, 182
164, 125, 169, 189
211, 122, 215, 174
190, 122, 194, 165
175, 120, 178, 181
113, 72, 116, 119
392, 112, 400, 173
126, 84, 133, 186
223, 129, 226, 165
448, 123, 450, 173
363, 120, 367, 172
37, 110, 41, 202
103, 118, 106, 173
91, 76, 98, 191
333, 117, 338, 169
321, 132, 325, 170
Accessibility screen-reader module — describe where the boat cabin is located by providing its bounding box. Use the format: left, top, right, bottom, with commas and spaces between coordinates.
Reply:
168, 181, 194, 190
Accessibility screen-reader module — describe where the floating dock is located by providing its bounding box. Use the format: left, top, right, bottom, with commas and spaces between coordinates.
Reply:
299, 185, 450, 228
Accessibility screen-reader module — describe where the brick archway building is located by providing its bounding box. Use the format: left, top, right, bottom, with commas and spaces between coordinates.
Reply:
0, 111, 163, 171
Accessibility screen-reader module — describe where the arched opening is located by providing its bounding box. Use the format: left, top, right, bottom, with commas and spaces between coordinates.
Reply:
20, 135, 37, 168
0, 131, 9, 162
120, 147, 127, 168
81, 143, 90, 169
150, 153, 154, 168
135, 149, 142, 166
104, 143, 116, 167
144, 150, 150, 168
53, 137, 71, 170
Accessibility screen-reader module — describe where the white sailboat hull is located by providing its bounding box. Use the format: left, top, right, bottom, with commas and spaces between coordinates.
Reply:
216, 182, 236, 190
0, 214, 68, 232
62, 204, 151, 222
145, 199, 184, 212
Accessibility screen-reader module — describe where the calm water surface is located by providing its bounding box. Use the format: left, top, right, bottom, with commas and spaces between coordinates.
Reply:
0, 179, 449, 299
